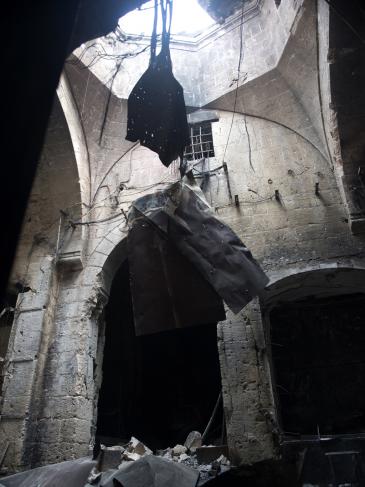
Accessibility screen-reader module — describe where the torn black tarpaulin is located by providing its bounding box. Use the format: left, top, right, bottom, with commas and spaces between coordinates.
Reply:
128, 176, 268, 320
128, 214, 226, 336
125, 0, 190, 167
94, 456, 199, 487
0, 457, 95, 487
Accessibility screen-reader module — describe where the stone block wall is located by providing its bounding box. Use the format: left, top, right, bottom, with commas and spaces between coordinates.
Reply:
1, 0, 365, 473
0, 97, 84, 470
218, 301, 276, 464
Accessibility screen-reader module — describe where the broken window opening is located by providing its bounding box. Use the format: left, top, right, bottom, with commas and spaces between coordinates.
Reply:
184, 122, 215, 161
96, 260, 225, 451
269, 293, 365, 437
0, 293, 17, 396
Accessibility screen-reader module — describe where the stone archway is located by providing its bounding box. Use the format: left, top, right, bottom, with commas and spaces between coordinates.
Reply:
261, 266, 365, 438
91, 236, 225, 452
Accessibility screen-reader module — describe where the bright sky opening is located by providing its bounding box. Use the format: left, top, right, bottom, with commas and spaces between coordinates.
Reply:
119, 0, 215, 36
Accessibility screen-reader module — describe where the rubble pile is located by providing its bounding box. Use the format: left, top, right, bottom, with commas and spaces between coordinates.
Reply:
0, 433, 231, 486
120, 436, 153, 463
88, 432, 231, 486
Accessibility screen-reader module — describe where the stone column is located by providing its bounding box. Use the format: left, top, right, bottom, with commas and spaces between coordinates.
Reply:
217, 298, 277, 465
0, 255, 57, 472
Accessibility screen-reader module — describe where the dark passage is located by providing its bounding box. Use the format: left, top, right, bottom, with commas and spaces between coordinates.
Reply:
270, 293, 365, 436
96, 260, 223, 450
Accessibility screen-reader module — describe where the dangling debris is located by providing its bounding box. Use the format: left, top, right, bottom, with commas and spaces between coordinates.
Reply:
127, 214, 226, 336
127, 174, 268, 336
126, 0, 190, 167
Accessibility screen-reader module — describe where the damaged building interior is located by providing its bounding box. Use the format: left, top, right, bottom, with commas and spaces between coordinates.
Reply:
1, 0, 365, 485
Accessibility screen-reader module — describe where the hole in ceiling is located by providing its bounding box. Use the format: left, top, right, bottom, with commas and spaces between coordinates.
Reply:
119, 0, 215, 37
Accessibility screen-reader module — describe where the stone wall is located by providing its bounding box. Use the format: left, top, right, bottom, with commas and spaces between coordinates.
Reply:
200, 109, 365, 462
218, 301, 276, 465
1, 0, 365, 472
0, 98, 83, 471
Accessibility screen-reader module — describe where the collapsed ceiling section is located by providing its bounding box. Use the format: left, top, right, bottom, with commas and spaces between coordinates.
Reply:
197, 0, 256, 23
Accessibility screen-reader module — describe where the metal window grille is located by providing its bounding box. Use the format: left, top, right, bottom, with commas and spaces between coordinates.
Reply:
184, 122, 215, 161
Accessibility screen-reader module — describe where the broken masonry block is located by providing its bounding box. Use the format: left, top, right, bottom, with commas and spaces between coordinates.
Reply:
184, 431, 202, 452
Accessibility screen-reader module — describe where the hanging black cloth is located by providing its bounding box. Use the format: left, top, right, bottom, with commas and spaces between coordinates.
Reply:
127, 176, 269, 336
125, 0, 190, 167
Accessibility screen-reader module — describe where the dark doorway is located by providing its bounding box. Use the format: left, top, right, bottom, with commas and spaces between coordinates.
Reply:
96, 260, 223, 450
270, 293, 365, 436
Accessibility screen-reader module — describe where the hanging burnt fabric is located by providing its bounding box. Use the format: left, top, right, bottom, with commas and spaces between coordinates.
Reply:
125, 0, 190, 167
128, 214, 226, 336
129, 175, 269, 315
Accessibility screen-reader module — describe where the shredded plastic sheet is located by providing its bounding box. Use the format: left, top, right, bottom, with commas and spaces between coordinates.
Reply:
126, 0, 189, 167
128, 215, 226, 336
128, 176, 269, 319
0, 457, 95, 487
91, 456, 199, 487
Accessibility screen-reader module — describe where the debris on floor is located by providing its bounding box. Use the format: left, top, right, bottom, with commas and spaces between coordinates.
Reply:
0, 435, 232, 487
90, 433, 232, 486
120, 436, 153, 463
155, 441, 231, 486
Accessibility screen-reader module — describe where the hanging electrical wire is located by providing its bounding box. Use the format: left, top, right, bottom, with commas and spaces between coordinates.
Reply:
221, 1, 254, 171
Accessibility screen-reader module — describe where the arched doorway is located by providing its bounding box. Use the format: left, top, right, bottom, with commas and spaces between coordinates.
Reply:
262, 267, 365, 437
95, 259, 224, 450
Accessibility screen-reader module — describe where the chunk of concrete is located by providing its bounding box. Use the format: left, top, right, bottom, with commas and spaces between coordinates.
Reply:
215, 454, 230, 466
126, 437, 152, 457
184, 431, 202, 452
112, 455, 199, 487
172, 444, 187, 456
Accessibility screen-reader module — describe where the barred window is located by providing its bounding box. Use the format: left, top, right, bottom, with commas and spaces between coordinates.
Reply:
184, 122, 215, 161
